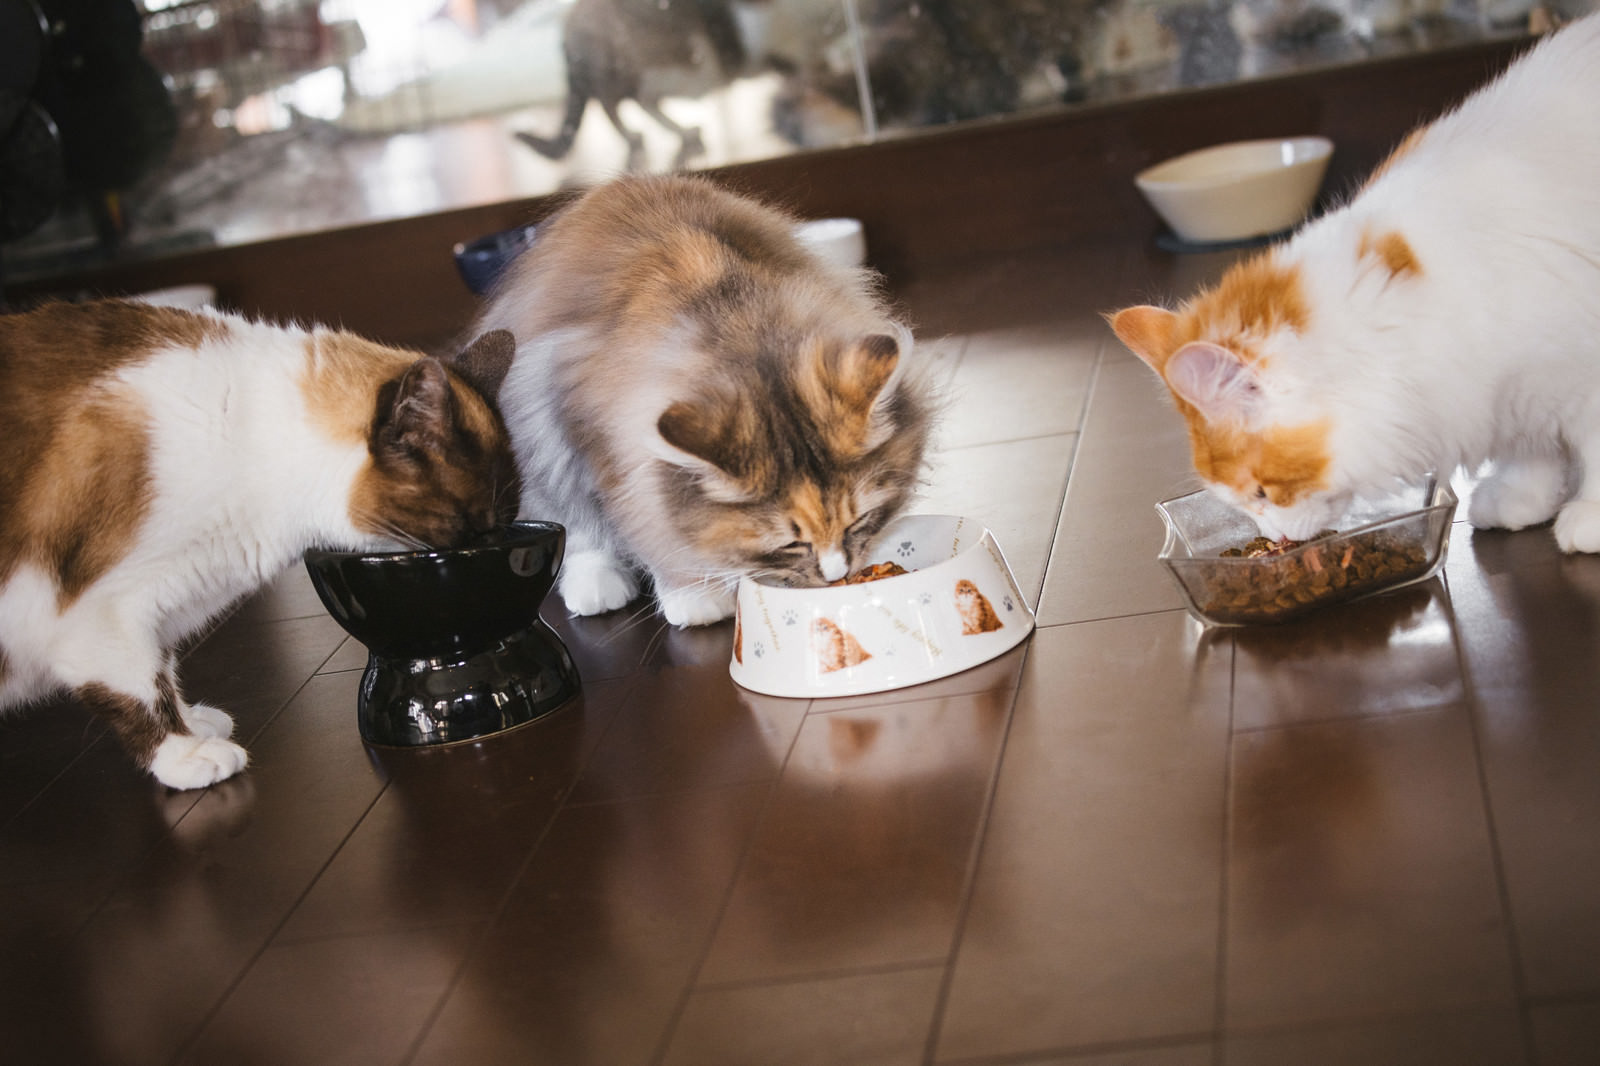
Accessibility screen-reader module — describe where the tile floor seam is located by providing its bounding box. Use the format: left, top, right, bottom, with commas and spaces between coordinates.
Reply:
1022, 339, 1103, 612
920, 643, 1033, 1066
44, 652, 339, 947
266, 917, 485, 949
929, 1027, 1216, 1066
1440, 566, 1542, 1063
1034, 605, 1192, 631
645, 703, 812, 1066
1215, 1000, 1535, 1042
0, 729, 99, 837
1212, 630, 1237, 1065
689, 957, 948, 994
1227, 701, 1467, 737
396, 672, 650, 1065
166, 778, 396, 1066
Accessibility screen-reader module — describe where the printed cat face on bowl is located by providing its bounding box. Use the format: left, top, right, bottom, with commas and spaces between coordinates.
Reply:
730, 515, 1036, 698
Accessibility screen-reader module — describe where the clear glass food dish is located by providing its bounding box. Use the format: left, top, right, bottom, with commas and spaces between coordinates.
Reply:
1155, 478, 1457, 626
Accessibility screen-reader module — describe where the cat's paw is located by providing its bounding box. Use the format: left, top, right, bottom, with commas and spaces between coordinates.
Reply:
148, 733, 249, 791
658, 584, 736, 628
1469, 465, 1566, 530
183, 703, 235, 740
1555, 500, 1600, 553
559, 551, 640, 616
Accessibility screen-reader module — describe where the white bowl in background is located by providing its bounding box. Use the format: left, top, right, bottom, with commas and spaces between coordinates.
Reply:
730, 514, 1035, 698
1134, 136, 1333, 244
795, 217, 867, 268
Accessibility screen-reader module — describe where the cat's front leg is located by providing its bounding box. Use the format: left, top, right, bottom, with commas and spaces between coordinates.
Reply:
654, 575, 737, 628
557, 548, 641, 616
1469, 455, 1570, 532
67, 644, 247, 790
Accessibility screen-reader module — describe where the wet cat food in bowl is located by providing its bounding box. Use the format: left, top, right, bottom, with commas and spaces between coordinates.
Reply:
730, 514, 1036, 698
304, 521, 580, 747
1156, 478, 1456, 626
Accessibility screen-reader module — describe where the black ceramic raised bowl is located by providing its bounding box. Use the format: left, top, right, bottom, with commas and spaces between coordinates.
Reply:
304, 521, 579, 747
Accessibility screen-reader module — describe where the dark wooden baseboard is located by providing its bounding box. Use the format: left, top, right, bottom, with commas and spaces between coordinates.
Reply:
6, 35, 1531, 350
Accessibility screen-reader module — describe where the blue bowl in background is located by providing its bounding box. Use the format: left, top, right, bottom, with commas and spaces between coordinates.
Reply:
453, 222, 538, 295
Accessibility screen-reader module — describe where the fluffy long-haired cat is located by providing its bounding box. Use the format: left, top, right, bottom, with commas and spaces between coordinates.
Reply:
0, 300, 520, 789
1111, 15, 1600, 550
473, 174, 936, 627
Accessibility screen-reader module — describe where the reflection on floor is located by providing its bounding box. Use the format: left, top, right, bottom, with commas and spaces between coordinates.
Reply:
4, 235, 1599, 1064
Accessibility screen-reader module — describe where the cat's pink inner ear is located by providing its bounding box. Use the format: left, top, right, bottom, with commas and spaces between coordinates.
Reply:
1164, 341, 1260, 424
1110, 306, 1178, 369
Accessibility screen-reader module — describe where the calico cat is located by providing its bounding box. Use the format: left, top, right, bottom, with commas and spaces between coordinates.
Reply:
473, 174, 936, 627
0, 300, 519, 790
1111, 15, 1600, 551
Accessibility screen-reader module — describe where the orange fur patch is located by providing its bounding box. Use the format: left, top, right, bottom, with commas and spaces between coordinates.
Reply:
1358, 228, 1422, 279
1190, 417, 1332, 506
301, 332, 413, 444
1181, 254, 1309, 357
0, 302, 189, 602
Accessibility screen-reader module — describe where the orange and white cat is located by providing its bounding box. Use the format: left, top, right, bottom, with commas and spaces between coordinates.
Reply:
0, 301, 519, 790
1112, 15, 1600, 550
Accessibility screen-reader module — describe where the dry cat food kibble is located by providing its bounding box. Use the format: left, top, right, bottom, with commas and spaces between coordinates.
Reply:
1198, 529, 1431, 623
830, 561, 911, 586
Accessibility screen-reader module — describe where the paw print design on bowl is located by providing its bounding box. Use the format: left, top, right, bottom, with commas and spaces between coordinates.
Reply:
731, 515, 1036, 698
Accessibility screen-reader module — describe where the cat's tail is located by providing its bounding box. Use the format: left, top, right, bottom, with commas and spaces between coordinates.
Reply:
516, 80, 588, 161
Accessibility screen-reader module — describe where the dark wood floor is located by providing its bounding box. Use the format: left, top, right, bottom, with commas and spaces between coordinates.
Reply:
5, 236, 1600, 1065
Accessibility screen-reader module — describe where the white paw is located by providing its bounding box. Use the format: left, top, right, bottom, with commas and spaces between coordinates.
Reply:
558, 550, 640, 616
1469, 465, 1566, 530
149, 733, 250, 791
658, 584, 736, 628
1555, 500, 1600, 553
183, 703, 235, 740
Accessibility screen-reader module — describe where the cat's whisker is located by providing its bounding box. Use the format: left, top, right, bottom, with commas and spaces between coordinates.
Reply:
588, 600, 668, 650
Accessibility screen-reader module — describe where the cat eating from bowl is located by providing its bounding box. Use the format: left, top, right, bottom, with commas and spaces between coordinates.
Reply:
0, 301, 520, 789
1112, 14, 1600, 552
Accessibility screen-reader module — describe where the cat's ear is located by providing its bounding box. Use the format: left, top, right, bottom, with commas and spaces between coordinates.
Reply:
832, 333, 901, 409
812, 332, 905, 453
449, 329, 516, 403
657, 401, 726, 468
656, 398, 755, 494
379, 356, 457, 456
1164, 341, 1262, 424
1109, 305, 1179, 370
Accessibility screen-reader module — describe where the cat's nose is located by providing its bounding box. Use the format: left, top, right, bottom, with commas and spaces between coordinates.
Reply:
818, 549, 848, 583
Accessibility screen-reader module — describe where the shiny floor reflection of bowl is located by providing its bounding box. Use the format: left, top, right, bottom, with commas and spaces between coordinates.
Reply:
304, 521, 580, 747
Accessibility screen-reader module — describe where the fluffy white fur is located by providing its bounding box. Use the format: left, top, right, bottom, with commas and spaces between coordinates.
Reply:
1201, 15, 1600, 545
2, 319, 390, 789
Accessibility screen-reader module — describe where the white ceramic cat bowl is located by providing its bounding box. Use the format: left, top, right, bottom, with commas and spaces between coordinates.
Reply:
730, 514, 1035, 698
1134, 135, 1333, 243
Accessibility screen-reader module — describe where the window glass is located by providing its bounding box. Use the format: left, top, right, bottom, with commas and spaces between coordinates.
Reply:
2, 0, 1584, 281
